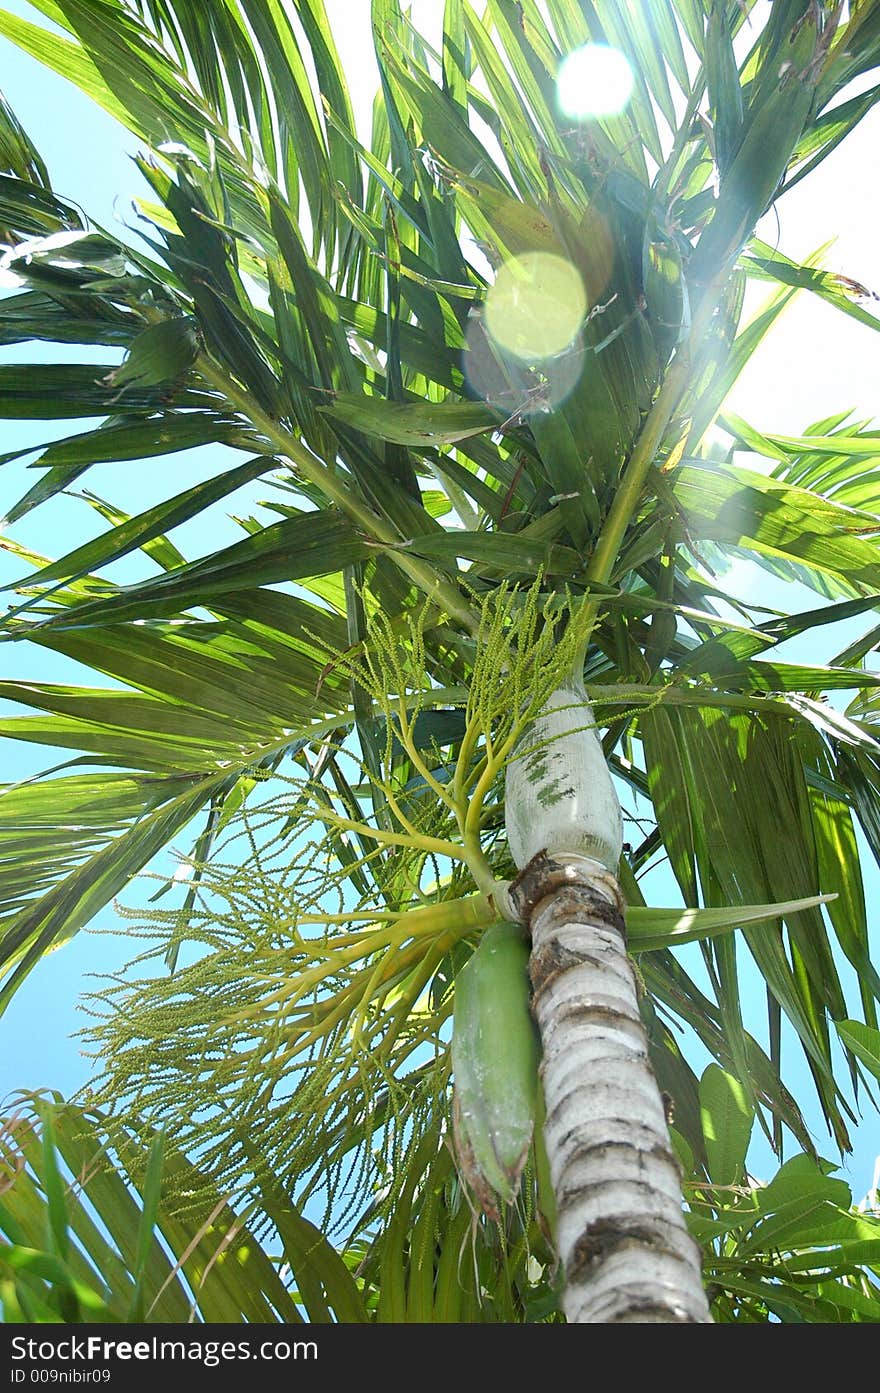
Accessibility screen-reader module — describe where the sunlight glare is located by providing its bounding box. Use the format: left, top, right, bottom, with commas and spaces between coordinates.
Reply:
484, 252, 587, 361
557, 44, 634, 119
463, 309, 584, 418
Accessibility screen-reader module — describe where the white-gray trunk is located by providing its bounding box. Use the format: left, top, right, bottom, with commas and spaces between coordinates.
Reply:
511, 853, 711, 1323
504, 687, 710, 1322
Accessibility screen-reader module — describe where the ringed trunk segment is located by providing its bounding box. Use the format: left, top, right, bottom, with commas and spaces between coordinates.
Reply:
511, 853, 712, 1324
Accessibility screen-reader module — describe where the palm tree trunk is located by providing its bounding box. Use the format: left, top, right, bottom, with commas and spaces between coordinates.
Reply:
504, 686, 710, 1322
510, 852, 711, 1323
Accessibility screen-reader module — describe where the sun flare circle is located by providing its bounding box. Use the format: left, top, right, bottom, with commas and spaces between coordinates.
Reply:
557, 43, 634, 119
484, 251, 587, 362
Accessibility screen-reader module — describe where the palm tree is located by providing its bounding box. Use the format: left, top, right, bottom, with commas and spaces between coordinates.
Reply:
2, 0, 880, 1322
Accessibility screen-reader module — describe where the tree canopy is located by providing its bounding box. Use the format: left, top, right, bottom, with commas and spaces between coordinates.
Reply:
2, 0, 880, 1323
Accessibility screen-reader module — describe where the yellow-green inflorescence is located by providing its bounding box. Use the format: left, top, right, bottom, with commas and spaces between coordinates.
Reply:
82, 581, 593, 1225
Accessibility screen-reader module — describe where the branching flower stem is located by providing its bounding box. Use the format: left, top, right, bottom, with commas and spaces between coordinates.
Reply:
393, 699, 458, 813
312, 804, 462, 860
222, 895, 495, 1031
265, 917, 488, 1071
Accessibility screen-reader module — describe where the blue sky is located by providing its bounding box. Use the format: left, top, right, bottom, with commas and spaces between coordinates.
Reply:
0, 1, 879, 1205
0, 3, 277, 1104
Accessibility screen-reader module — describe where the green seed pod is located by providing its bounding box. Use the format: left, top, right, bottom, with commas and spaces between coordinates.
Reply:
451, 921, 540, 1217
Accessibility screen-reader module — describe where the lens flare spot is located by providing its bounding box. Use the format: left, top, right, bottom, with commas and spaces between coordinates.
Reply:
484, 252, 586, 362
557, 44, 634, 119
463, 312, 583, 420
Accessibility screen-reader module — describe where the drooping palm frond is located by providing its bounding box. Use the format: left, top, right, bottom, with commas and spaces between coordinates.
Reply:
0, 1087, 573, 1322
0, 1093, 350, 1322
4, 1079, 879, 1325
